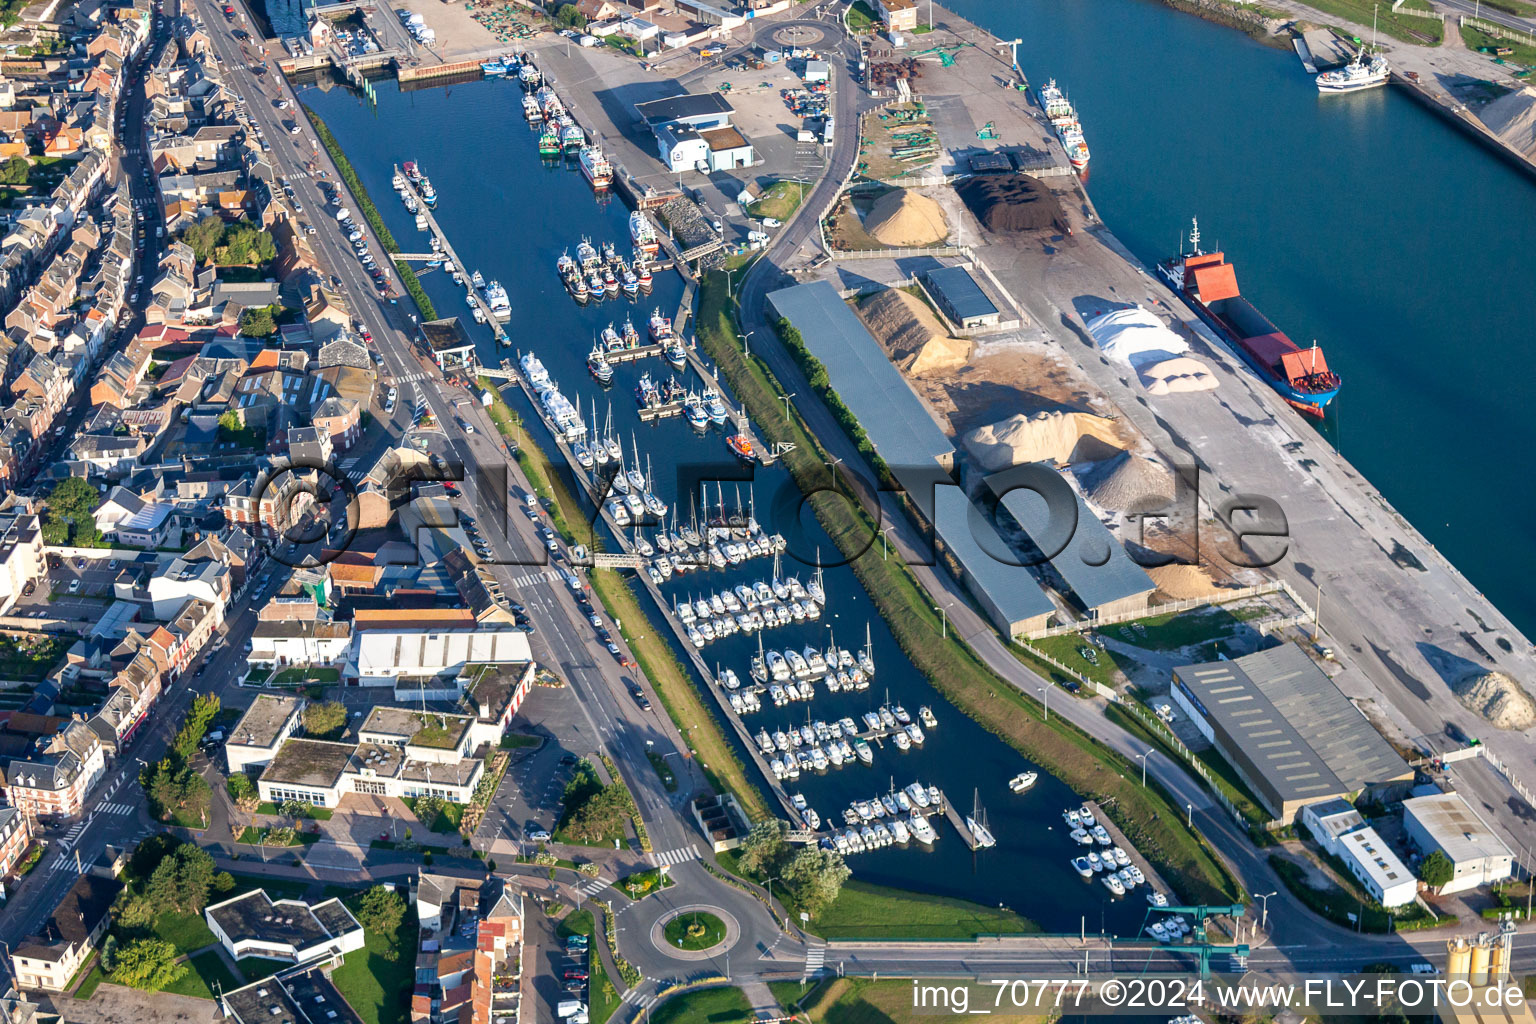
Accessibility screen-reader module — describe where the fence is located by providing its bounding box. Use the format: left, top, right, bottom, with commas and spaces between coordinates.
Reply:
830, 244, 973, 261
1460, 14, 1536, 45
1479, 745, 1536, 812
1391, 0, 1450, 19
837, 275, 917, 299
1019, 579, 1307, 640
1017, 644, 1117, 701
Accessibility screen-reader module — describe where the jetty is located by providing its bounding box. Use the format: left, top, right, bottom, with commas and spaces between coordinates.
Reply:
397, 165, 509, 345
1082, 799, 1174, 898
932, 789, 986, 850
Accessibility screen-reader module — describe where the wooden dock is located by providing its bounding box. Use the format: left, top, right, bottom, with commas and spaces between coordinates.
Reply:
1084, 799, 1175, 900
397, 167, 508, 346
933, 789, 985, 850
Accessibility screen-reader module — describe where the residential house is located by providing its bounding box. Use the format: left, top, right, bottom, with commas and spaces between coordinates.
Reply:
1, 720, 108, 820
10, 875, 121, 991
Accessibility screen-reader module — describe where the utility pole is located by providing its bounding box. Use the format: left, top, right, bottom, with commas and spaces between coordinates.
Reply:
1312, 582, 1323, 641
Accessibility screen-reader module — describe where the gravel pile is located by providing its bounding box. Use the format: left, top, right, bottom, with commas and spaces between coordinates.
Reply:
1454, 671, 1536, 731
1083, 452, 1176, 513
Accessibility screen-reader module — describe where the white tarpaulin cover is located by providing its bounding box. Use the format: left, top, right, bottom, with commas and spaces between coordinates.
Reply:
1085, 307, 1190, 366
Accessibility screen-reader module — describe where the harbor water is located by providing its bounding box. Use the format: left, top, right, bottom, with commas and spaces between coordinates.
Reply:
942, 0, 1536, 641
302, 77, 1152, 934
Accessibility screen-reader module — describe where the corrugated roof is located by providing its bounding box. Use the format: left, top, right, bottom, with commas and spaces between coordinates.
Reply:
1404, 791, 1513, 865
923, 266, 997, 319
987, 476, 1154, 612
1174, 644, 1406, 805
766, 281, 953, 473
932, 485, 1054, 627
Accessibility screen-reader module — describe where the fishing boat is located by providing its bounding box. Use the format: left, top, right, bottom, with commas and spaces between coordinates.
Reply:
522, 94, 542, 121
620, 263, 639, 297
648, 308, 672, 341
418, 176, 437, 207
577, 239, 600, 267
403, 161, 421, 182
726, 434, 756, 463
1318, 10, 1389, 93
482, 281, 511, 321
705, 390, 728, 425
518, 62, 541, 89
621, 319, 641, 348
630, 210, 660, 256
908, 813, 936, 845
663, 337, 687, 371
1008, 771, 1037, 793
561, 121, 586, 151
519, 352, 550, 389
579, 142, 613, 190
684, 393, 709, 429
587, 345, 614, 385
538, 126, 561, 157
481, 59, 508, 77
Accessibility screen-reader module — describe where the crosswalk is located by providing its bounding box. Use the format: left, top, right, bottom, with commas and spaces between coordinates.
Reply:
804, 946, 826, 974
56, 822, 86, 853
508, 568, 562, 589
339, 456, 363, 473
620, 988, 657, 1009
96, 801, 134, 816
575, 876, 610, 898
650, 844, 699, 867
394, 372, 430, 385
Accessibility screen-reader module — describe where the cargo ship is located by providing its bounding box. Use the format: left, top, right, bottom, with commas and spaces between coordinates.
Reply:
1036, 79, 1090, 174
1158, 219, 1340, 416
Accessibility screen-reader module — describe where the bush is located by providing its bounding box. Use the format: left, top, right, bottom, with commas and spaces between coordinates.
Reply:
355, 886, 406, 934
111, 939, 183, 992
238, 304, 278, 337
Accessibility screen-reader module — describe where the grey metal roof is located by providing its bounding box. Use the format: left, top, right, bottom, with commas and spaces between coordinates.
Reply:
1174, 644, 1406, 805
635, 92, 734, 126
766, 281, 953, 474
986, 477, 1153, 613
923, 266, 997, 319
932, 485, 1054, 626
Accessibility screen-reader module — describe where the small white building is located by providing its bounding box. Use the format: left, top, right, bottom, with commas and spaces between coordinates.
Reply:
1403, 791, 1514, 894
206, 890, 364, 963
226, 693, 306, 776
1300, 798, 1364, 858
1336, 825, 1417, 909
620, 16, 660, 40
803, 59, 829, 82
249, 620, 354, 668
345, 628, 531, 687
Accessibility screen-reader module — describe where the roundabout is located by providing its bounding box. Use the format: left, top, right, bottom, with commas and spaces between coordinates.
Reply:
650, 905, 740, 960
766, 22, 837, 50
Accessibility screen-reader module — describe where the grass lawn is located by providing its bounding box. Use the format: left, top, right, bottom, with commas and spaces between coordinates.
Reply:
558, 909, 595, 939
331, 897, 417, 1024
75, 963, 107, 999
1461, 23, 1536, 66
272, 667, 340, 684
255, 801, 334, 820
1028, 635, 1125, 689
749, 181, 808, 223
238, 957, 289, 981
237, 826, 318, 846
1305, 0, 1442, 43
589, 953, 622, 1024
153, 910, 218, 954
618, 867, 675, 899
226, 874, 312, 901
808, 880, 1037, 940
783, 977, 1047, 1024
403, 797, 465, 834
663, 911, 726, 950
845, 0, 876, 31
160, 950, 241, 1000
500, 733, 542, 748
646, 750, 678, 792
650, 986, 752, 1024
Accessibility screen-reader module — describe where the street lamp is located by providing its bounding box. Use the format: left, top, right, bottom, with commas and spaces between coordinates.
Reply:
1253, 890, 1277, 932
934, 605, 946, 639
779, 392, 796, 422
1038, 684, 1048, 722
1136, 748, 1152, 787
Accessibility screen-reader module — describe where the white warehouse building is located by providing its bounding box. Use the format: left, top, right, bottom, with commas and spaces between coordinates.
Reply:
1403, 791, 1514, 894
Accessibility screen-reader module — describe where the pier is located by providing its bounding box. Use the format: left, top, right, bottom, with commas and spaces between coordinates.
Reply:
934, 790, 985, 850
397, 166, 509, 345
497, 369, 803, 821
1082, 799, 1174, 899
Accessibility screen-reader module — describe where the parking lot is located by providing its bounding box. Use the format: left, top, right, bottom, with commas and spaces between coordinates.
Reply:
475, 686, 598, 849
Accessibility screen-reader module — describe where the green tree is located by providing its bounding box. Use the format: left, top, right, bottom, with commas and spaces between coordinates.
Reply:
0, 156, 28, 185
213, 871, 236, 894
1420, 849, 1453, 889
554, 4, 586, 27
114, 892, 157, 930
181, 216, 226, 263
99, 934, 118, 973
781, 846, 850, 915
355, 885, 405, 935
172, 694, 220, 762
302, 700, 348, 739
735, 819, 787, 876
226, 772, 258, 811
42, 477, 101, 546
412, 794, 447, 829
111, 939, 184, 991
147, 842, 216, 913
238, 304, 277, 337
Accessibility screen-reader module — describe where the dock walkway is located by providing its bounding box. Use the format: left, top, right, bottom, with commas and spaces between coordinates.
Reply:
1083, 799, 1176, 902
397, 166, 509, 345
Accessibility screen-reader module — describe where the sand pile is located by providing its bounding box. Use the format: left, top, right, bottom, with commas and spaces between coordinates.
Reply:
1454, 671, 1536, 730
861, 189, 949, 247
1479, 86, 1536, 159
1148, 564, 1224, 600
1139, 356, 1219, 395
859, 289, 972, 375
962, 410, 1123, 470
956, 173, 1063, 233
1083, 452, 1176, 512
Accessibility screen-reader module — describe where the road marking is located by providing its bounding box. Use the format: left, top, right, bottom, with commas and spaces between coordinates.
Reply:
804, 946, 826, 973
576, 877, 610, 897
649, 844, 699, 867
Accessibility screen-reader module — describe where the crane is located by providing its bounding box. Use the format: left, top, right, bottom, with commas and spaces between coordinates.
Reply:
1138, 903, 1249, 978
995, 37, 1022, 78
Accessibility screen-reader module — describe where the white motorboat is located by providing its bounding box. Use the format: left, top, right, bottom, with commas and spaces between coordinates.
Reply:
1008, 772, 1038, 793
1102, 874, 1125, 896
1087, 851, 1103, 872
908, 813, 936, 845
905, 782, 930, 808
1147, 891, 1169, 908
1063, 809, 1082, 828
1092, 825, 1112, 845
1111, 846, 1130, 867
919, 706, 937, 728
1070, 828, 1093, 845
1072, 856, 1095, 879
